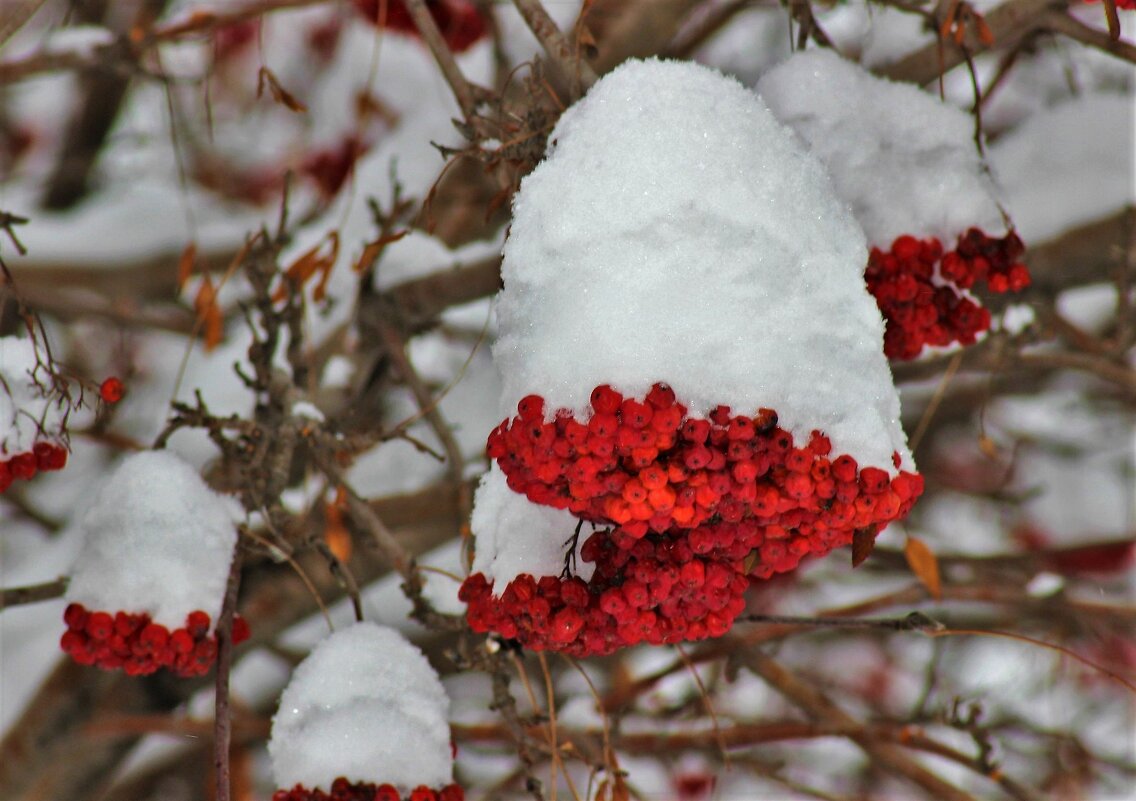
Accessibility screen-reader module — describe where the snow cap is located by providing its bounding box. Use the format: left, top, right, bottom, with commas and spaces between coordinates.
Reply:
66, 450, 240, 627
757, 48, 1004, 245
269, 622, 453, 791
495, 57, 912, 473
471, 464, 596, 590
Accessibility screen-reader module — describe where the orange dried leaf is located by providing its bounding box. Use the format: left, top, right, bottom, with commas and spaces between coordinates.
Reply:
257, 67, 308, 113
194, 274, 223, 351
978, 434, 999, 459
177, 242, 198, 291
975, 14, 995, 47
905, 535, 942, 600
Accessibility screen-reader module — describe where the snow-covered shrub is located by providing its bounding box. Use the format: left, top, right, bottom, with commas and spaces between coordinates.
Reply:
269, 622, 463, 801
60, 450, 248, 676
461, 58, 922, 655
758, 48, 1031, 359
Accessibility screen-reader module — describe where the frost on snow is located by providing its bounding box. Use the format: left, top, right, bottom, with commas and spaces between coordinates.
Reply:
269, 622, 453, 791
470, 464, 596, 591
65, 450, 240, 628
756, 48, 1004, 246
495, 57, 911, 474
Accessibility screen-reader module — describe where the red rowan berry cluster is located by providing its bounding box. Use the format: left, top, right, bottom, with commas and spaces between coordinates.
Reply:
352, 0, 486, 52
465, 383, 922, 654
273, 779, 464, 801
461, 522, 752, 656
0, 441, 68, 492
60, 603, 249, 677
867, 229, 1029, 360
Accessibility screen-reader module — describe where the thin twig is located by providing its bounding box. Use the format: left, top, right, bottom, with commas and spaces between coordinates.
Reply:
512, 0, 598, 95
213, 544, 244, 801
401, 0, 481, 120
0, 576, 69, 611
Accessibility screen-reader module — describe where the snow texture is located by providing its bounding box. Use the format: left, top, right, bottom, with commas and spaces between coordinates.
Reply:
471, 465, 596, 590
65, 450, 241, 627
0, 336, 67, 454
757, 48, 1004, 245
989, 93, 1135, 242
495, 57, 912, 474
269, 622, 452, 791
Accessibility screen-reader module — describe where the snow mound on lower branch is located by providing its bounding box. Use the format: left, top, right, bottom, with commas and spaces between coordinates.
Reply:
470, 464, 595, 591
756, 48, 1004, 246
269, 622, 453, 792
65, 450, 240, 628
495, 57, 910, 474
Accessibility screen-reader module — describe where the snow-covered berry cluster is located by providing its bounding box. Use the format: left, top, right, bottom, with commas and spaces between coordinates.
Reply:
60, 604, 249, 677
62, 451, 244, 676
758, 49, 1031, 360
269, 624, 459, 800
0, 441, 67, 493
463, 59, 922, 656
273, 777, 464, 801
868, 229, 1029, 360
352, 0, 486, 52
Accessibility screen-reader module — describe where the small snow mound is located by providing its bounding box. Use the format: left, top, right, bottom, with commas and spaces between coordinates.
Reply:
66, 450, 240, 627
470, 465, 596, 590
269, 622, 452, 791
496, 57, 910, 473
757, 48, 1004, 245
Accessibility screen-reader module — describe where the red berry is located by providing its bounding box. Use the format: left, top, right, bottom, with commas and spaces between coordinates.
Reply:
99, 376, 125, 403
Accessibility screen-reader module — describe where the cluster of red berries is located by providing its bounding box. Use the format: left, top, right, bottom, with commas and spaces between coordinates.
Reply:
488, 385, 921, 541
273, 780, 464, 801
867, 229, 1029, 360
0, 441, 68, 493
352, 0, 486, 52
60, 603, 249, 677
461, 523, 753, 657
465, 384, 923, 655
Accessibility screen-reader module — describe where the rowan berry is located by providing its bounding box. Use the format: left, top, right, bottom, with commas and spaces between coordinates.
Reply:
99, 377, 125, 404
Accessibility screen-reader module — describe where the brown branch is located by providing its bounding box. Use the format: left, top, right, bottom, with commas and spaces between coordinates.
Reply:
401, 0, 481, 121
512, 0, 598, 94
1041, 10, 1136, 62
0, 576, 68, 610
876, 0, 1068, 85
212, 545, 244, 801
742, 649, 977, 801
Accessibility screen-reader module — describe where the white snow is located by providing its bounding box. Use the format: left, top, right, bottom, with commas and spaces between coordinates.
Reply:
989, 93, 1135, 242
470, 465, 596, 590
65, 450, 241, 627
269, 622, 453, 791
757, 48, 1005, 245
0, 335, 68, 455
495, 57, 913, 473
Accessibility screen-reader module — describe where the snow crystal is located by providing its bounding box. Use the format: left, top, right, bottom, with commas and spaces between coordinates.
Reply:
757, 48, 1004, 245
989, 93, 1135, 242
0, 336, 67, 455
269, 622, 452, 791
65, 450, 241, 627
470, 465, 596, 590
496, 57, 912, 473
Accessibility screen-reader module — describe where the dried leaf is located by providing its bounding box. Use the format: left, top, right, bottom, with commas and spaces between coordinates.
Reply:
273, 232, 339, 303
978, 434, 999, 459
257, 67, 308, 113
176, 242, 197, 291
743, 549, 761, 575
851, 526, 876, 567
352, 229, 407, 273
193, 274, 223, 352
975, 14, 995, 47
905, 535, 942, 600
324, 490, 352, 563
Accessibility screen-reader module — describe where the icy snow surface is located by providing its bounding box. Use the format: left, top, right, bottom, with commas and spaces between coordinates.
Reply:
757, 48, 1004, 245
0, 336, 66, 454
495, 57, 912, 474
269, 622, 452, 790
65, 450, 240, 627
471, 464, 596, 590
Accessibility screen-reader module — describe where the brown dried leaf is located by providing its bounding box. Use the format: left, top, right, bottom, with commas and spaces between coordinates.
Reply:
257, 67, 308, 113
978, 434, 999, 459
324, 491, 353, 563
975, 14, 995, 47
851, 526, 876, 568
194, 274, 223, 352
905, 535, 942, 600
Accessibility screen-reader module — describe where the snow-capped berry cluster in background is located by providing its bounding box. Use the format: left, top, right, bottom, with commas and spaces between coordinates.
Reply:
0, 335, 70, 491
61, 450, 244, 676
757, 48, 1031, 360
269, 623, 462, 801
461, 58, 922, 655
